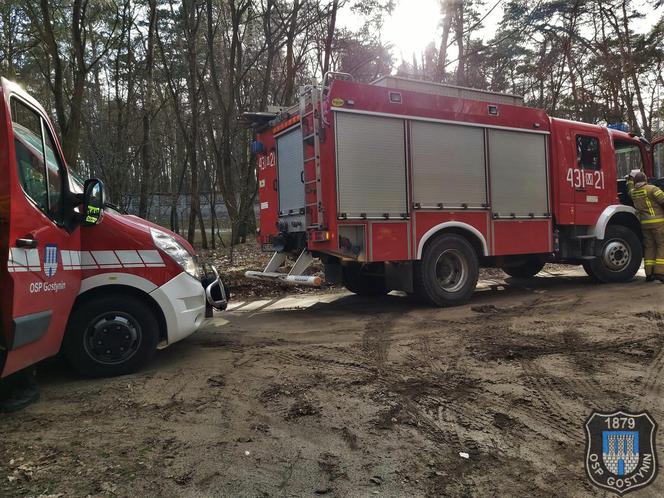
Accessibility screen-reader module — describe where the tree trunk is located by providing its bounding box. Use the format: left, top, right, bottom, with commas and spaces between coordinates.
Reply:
139, 0, 157, 218
322, 0, 339, 76
282, 0, 301, 105
435, 2, 453, 82
454, 1, 465, 86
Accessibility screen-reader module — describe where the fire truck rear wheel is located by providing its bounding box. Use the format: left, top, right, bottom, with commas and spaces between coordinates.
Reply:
342, 263, 388, 296
502, 258, 545, 279
415, 233, 479, 307
587, 225, 642, 283
64, 295, 159, 378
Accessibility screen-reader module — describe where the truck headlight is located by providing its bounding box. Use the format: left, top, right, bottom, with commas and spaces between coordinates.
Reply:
150, 227, 199, 279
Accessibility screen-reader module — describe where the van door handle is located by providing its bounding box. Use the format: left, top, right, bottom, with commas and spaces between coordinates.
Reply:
16, 238, 38, 248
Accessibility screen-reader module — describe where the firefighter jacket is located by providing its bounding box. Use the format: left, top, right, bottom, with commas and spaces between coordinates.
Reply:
628, 180, 664, 227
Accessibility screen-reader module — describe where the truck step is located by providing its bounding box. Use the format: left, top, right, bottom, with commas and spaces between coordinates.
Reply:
244, 270, 321, 287
246, 250, 320, 287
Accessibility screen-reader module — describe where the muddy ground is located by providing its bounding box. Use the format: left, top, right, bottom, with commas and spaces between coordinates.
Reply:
2, 269, 664, 497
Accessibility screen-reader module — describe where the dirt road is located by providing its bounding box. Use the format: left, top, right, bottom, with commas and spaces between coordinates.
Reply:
2, 268, 664, 497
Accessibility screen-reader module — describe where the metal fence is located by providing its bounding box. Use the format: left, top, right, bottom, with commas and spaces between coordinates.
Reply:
120, 193, 229, 228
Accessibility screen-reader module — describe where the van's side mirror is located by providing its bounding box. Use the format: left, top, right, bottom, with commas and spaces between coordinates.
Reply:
82, 178, 105, 226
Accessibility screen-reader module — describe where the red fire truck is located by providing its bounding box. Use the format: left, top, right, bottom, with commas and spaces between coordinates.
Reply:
0, 78, 227, 378
246, 73, 664, 306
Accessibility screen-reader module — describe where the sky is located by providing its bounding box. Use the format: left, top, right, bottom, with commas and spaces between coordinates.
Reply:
342, 0, 664, 65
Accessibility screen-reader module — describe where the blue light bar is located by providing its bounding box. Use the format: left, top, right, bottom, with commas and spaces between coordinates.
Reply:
608, 123, 629, 132
251, 140, 265, 154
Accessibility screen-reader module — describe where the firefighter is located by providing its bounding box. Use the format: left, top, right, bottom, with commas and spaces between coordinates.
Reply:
628, 171, 664, 282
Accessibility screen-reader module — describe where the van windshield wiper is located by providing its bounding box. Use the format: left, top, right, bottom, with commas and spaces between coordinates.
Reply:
104, 202, 126, 214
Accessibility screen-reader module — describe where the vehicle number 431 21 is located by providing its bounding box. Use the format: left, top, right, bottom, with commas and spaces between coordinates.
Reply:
567, 168, 605, 189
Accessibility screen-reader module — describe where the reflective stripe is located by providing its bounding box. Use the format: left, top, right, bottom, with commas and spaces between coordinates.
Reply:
8, 248, 166, 273
641, 218, 664, 224
656, 259, 664, 264
645, 195, 656, 216
645, 260, 656, 266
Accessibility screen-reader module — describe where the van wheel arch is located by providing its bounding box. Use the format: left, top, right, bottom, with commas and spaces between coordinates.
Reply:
68, 285, 167, 345
63, 285, 166, 377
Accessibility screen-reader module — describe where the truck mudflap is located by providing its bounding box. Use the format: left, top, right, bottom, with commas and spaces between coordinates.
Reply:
245, 250, 322, 287
200, 263, 228, 315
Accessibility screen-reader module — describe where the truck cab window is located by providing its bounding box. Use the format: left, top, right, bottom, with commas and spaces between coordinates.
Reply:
614, 140, 644, 178
10, 98, 65, 222
576, 135, 600, 170
655, 141, 664, 179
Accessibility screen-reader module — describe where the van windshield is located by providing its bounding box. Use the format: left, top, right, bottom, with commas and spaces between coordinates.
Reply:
613, 140, 644, 178
68, 168, 84, 194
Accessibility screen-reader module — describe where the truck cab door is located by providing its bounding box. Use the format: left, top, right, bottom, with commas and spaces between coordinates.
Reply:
0, 78, 81, 377
566, 127, 614, 226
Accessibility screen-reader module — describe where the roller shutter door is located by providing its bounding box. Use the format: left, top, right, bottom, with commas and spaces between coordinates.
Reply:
335, 113, 407, 218
411, 121, 486, 208
276, 127, 305, 215
488, 129, 549, 217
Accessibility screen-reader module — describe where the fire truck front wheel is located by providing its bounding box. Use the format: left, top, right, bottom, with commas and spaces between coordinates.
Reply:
415, 234, 479, 307
64, 295, 159, 378
586, 225, 642, 283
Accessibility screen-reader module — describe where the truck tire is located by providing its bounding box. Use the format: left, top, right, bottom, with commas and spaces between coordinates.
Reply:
586, 225, 642, 283
342, 263, 388, 296
502, 258, 545, 278
414, 233, 479, 307
63, 294, 160, 378
581, 260, 599, 281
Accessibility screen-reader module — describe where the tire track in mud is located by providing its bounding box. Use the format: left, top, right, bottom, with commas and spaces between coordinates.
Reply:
639, 319, 664, 410
644, 348, 664, 400
360, 313, 476, 463
361, 313, 399, 374
519, 361, 585, 443
519, 359, 607, 444
402, 335, 457, 379
462, 309, 664, 448
255, 349, 379, 374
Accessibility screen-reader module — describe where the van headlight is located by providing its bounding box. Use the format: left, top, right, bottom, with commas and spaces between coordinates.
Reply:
150, 227, 200, 279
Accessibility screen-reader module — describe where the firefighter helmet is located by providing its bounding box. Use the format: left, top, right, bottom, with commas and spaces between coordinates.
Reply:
633, 171, 647, 183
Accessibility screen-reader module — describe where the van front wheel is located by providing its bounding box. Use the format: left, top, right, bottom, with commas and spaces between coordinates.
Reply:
64, 295, 159, 378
